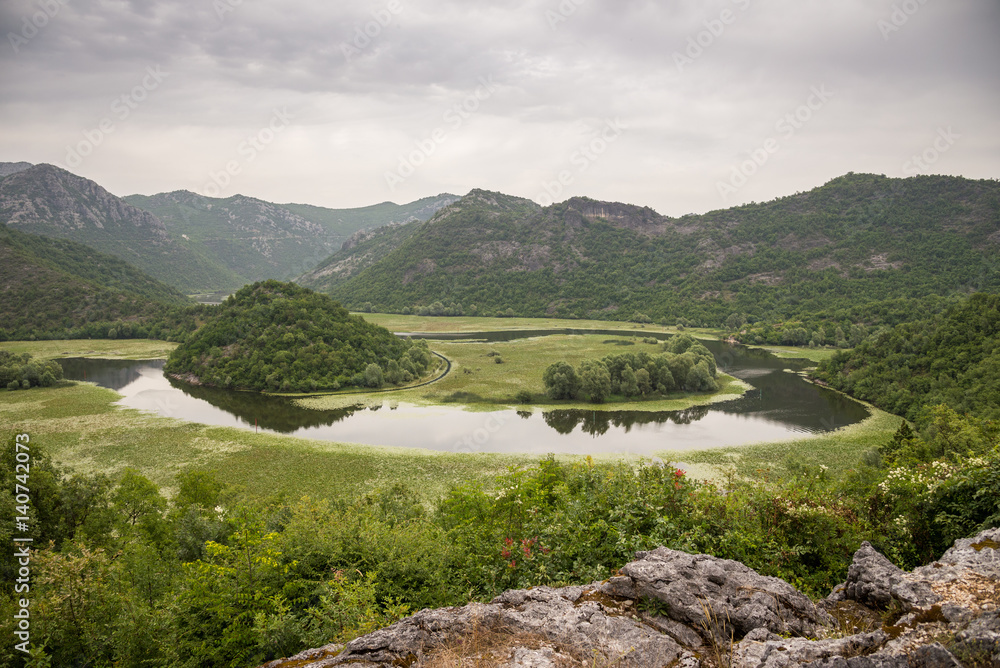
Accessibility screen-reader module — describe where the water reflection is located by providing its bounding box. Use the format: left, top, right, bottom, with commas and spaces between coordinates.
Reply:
164, 376, 362, 433
542, 406, 712, 435
56, 334, 868, 455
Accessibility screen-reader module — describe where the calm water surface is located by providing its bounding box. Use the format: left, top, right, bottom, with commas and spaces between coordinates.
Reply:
58, 333, 867, 456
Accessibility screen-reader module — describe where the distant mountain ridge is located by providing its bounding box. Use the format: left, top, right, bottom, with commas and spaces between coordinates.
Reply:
0, 164, 243, 292
0, 162, 32, 178
124, 190, 460, 286
302, 174, 1000, 326
0, 161, 458, 294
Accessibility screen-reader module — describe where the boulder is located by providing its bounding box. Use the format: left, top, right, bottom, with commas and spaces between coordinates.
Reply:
259, 528, 1000, 668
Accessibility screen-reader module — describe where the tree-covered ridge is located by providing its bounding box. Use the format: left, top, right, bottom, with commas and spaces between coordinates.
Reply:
816, 293, 1000, 423
0, 226, 201, 341
165, 281, 433, 392
313, 174, 1000, 332
543, 334, 718, 402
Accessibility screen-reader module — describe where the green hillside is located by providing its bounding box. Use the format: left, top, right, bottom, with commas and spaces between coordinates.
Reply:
165, 280, 433, 392
0, 226, 198, 340
296, 219, 425, 291
310, 175, 1000, 330
816, 292, 1000, 423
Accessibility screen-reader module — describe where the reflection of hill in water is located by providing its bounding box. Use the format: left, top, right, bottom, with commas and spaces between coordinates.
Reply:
543, 406, 711, 435
57, 338, 871, 443
166, 377, 361, 433
58, 357, 151, 391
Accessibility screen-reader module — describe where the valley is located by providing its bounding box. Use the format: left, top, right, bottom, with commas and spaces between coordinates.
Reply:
1, 166, 997, 668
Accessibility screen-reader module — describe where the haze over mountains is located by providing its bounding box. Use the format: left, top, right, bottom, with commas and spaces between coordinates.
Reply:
0, 162, 457, 293
2, 160, 998, 333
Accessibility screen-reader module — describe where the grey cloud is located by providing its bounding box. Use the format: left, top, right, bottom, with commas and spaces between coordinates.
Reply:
0, 0, 997, 214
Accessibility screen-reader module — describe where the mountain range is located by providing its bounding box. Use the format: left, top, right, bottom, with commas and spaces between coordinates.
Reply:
2, 160, 998, 333
0, 162, 457, 294
300, 174, 1000, 326
0, 224, 192, 339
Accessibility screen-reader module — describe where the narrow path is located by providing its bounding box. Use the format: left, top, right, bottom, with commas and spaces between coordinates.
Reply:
303, 351, 452, 398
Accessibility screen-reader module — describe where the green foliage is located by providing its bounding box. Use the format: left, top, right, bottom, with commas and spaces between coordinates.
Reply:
165, 281, 432, 392
0, 351, 63, 389
817, 293, 1000, 423
4, 416, 999, 666
0, 226, 203, 342
542, 361, 580, 399
542, 338, 718, 402
578, 359, 612, 403
310, 175, 1000, 334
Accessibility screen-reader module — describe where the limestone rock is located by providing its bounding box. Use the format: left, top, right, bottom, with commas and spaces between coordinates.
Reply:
259, 529, 1000, 668
619, 547, 832, 639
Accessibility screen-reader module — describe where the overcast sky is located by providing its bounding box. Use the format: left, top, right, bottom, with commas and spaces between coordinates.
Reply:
1, 0, 997, 216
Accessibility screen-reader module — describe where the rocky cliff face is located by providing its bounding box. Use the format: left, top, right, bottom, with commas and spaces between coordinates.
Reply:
261, 528, 1000, 668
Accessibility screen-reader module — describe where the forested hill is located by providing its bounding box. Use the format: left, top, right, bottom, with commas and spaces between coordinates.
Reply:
165, 281, 433, 393
304, 174, 1000, 327
816, 292, 1000, 423
0, 226, 196, 340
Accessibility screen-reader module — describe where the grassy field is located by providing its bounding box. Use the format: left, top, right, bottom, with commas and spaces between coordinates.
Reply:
0, 339, 179, 359
360, 312, 725, 341
298, 334, 748, 412
751, 345, 843, 365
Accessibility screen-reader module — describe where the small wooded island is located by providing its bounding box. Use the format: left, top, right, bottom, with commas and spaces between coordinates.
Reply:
165, 281, 435, 393
542, 333, 718, 403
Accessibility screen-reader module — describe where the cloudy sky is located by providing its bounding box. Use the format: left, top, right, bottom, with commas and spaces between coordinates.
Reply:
1, 0, 997, 216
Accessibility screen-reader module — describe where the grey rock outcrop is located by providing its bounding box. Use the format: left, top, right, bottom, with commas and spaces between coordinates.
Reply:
261, 528, 1000, 668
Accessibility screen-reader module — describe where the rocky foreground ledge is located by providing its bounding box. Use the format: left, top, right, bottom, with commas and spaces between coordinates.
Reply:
261, 529, 1000, 668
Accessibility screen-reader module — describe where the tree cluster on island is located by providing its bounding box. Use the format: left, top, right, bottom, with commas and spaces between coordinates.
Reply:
542, 333, 718, 403
164, 281, 435, 393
